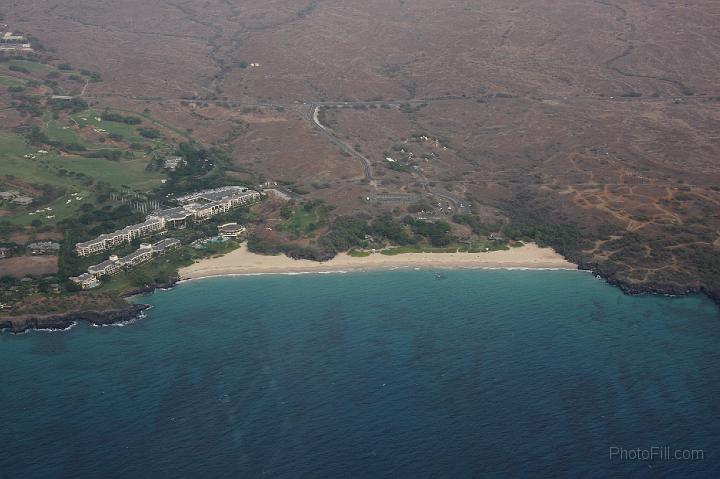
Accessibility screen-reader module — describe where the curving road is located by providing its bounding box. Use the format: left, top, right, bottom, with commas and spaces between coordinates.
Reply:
312, 106, 373, 182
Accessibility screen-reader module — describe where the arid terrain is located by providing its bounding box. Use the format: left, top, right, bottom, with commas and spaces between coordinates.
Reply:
3, 0, 720, 300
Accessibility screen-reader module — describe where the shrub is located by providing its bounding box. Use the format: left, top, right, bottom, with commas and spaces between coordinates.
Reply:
138, 127, 161, 139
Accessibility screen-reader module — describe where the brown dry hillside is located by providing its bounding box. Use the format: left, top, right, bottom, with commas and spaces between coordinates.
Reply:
4, 0, 720, 298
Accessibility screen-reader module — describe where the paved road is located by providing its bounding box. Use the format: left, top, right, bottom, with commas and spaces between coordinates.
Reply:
312, 106, 373, 182
84, 91, 716, 107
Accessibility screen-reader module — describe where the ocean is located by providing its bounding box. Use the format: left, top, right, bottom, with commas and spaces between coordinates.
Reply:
1, 269, 719, 478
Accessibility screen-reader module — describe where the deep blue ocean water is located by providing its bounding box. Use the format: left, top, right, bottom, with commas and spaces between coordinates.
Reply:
2, 269, 720, 478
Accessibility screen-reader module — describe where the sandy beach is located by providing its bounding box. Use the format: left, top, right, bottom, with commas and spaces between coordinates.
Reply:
179, 243, 577, 279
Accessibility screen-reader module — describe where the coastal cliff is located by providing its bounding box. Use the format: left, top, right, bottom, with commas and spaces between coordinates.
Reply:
579, 261, 720, 306
0, 303, 150, 333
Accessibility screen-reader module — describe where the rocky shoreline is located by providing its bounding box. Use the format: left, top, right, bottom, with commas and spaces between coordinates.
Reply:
0, 303, 151, 334
0, 278, 180, 334
581, 262, 720, 306
120, 279, 179, 299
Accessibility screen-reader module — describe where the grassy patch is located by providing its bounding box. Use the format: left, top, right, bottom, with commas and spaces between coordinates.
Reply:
0, 132, 162, 225
113, 108, 192, 140
42, 117, 85, 146
0, 132, 160, 189
72, 110, 149, 143
0, 59, 53, 73
279, 203, 329, 236
0, 131, 32, 156
0, 75, 24, 87
57, 156, 162, 189
347, 249, 371, 257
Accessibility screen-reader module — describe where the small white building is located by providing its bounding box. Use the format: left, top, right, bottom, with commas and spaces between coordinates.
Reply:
70, 273, 100, 290
11, 196, 34, 206
0, 190, 20, 201
218, 223, 246, 238
27, 241, 60, 255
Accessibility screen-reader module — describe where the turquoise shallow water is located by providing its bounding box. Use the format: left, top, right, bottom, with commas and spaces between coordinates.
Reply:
1, 269, 719, 478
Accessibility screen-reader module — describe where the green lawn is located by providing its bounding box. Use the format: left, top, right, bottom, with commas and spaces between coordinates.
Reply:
280, 205, 329, 235
43, 117, 85, 146
0, 75, 24, 87
0, 59, 54, 73
0, 132, 164, 225
14, 190, 93, 227
0, 132, 159, 188
58, 156, 162, 189
113, 108, 192, 139
0, 131, 32, 156
71, 110, 151, 144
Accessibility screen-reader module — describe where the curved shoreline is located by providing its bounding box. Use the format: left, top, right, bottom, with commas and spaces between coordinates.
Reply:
179, 243, 578, 280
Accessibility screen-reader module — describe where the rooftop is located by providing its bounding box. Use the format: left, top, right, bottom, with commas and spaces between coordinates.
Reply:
119, 248, 152, 265
88, 259, 118, 274
176, 186, 252, 204
219, 223, 245, 233
76, 217, 165, 248
27, 241, 60, 249
154, 206, 192, 221
153, 238, 181, 251
72, 273, 95, 282
12, 196, 33, 205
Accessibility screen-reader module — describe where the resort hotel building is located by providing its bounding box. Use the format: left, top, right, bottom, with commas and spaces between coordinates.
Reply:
75, 216, 166, 256
74, 186, 260, 256
70, 238, 181, 289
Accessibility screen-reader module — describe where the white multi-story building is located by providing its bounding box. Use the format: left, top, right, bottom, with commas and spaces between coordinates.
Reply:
71, 238, 182, 288
152, 238, 181, 254
75, 216, 166, 256
75, 186, 260, 256
87, 256, 122, 277
118, 244, 154, 267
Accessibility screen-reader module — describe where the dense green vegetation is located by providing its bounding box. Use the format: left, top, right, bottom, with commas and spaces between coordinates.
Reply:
100, 111, 142, 125
138, 127, 161, 139
48, 97, 88, 114
403, 216, 452, 246
250, 212, 463, 261
501, 195, 597, 264
158, 142, 232, 195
